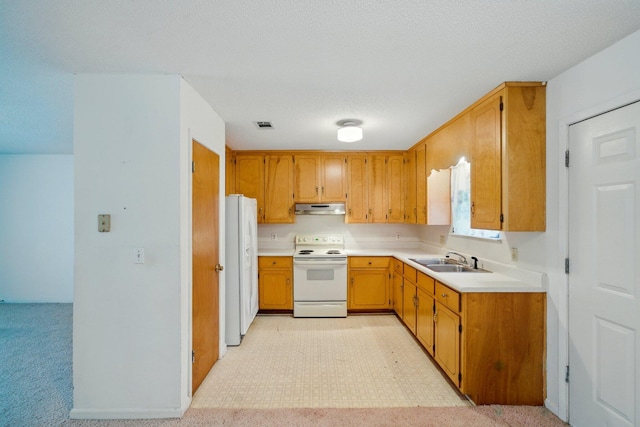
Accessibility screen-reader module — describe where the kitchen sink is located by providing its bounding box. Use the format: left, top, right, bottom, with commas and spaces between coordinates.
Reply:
409, 257, 491, 273
409, 258, 450, 266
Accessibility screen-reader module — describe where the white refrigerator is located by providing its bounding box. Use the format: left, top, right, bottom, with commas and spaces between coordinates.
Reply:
225, 195, 259, 346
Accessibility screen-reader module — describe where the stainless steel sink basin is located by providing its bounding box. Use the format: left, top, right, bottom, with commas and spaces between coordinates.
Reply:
426, 264, 491, 273
426, 264, 474, 272
409, 258, 450, 266
409, 257, 491, 273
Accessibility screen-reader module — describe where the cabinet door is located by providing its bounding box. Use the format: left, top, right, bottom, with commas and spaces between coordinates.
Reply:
387, 154, 405, 223
416, 287, 435, 356
294, 154, 320, 202
415, 143, 427, 224
434, 301, 461, 386
225, 147, 235, 196
346, 154, 368, 223
235, 154, 265, 222
259, 269, 292, 310
402, 279, 417, 334
264, 155, 294, 223
470, 91, 502, 230
349, 270, 390, 310
321, 154, 347, 201
368, 154, 387, 223
404, 151, 417, 223
393, 271, 404, 317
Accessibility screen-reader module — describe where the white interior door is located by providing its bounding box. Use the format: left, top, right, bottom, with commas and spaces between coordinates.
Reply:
568, 101, 640, 427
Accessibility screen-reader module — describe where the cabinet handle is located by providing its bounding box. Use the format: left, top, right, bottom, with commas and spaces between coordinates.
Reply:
315, 186, 319, 195
322, 186, 325, 194
471, 201, 475, 216
388, 208, 392, 214
442, 293, 448, 298
433, 311, 438, 323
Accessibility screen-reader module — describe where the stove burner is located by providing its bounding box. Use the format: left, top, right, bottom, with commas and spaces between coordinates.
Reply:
298, 249, 314, 254
326, 250, 342, 254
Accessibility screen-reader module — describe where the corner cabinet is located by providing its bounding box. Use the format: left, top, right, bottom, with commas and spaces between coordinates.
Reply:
470, 82, 546, 231
258, 257, 292, 311
235, 153, 265, 222
348, 257, 391, 310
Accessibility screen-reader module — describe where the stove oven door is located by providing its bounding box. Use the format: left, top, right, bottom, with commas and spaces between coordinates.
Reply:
293, 257, 347, 301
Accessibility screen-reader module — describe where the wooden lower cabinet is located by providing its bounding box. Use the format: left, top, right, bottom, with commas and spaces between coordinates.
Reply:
348, 257, 391, 310
258, 256, 292, 310
392, 256, 546, 405
433, 281, 546, 405
434, 299, 461, 385
460, 291, 546, 405
416, 273, 435, 357
392, 269, 403, 317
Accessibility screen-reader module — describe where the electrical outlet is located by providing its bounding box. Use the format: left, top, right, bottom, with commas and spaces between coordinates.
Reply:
439, 235, 446, 244
511, 247, 518, 262
134, 248, 145, 264
395, 233, 400, 240
271, 233, 277, 240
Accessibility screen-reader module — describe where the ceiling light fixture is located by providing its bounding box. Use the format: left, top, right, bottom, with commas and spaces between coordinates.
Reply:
337, 120, 363, 143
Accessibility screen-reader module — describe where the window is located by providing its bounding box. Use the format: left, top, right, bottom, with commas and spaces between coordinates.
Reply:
450, 158, 500, 240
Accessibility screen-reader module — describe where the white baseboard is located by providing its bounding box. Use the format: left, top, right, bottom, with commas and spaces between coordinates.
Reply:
70, 407, 184, 420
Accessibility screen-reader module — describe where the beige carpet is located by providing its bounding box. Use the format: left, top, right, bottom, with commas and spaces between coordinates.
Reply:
192, 314, 469, 409
65, 406, 567, 426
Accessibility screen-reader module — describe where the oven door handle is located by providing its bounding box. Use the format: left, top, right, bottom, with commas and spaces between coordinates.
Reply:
294, 258, 347, 266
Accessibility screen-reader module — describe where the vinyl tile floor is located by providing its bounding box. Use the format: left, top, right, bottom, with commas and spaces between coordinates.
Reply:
192, 314, 472, 409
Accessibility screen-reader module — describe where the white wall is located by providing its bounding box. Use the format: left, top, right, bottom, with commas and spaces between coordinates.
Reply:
72, 74, 225, 419
178, 78, 226, 410
544, 29, 640, 421
0, 154, 73, 302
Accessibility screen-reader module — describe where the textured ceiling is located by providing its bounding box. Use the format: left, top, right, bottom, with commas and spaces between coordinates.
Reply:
1, 0, 640, 154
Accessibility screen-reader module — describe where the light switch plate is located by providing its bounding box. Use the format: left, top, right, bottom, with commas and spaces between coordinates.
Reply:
98, 214, 111, 232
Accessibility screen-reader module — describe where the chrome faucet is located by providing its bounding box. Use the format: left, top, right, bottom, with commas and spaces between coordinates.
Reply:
445, 251, 467, 265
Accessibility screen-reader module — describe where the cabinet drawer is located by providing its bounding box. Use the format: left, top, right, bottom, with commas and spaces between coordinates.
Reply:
403, 264, 417, 283
259, 256, 292, 269
436, 281, 460, 312
393, 258, 404, 274
349, 257, 389, 268
417, 272, 435, 295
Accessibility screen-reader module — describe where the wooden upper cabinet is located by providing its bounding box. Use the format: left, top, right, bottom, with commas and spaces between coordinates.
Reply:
264, 154, 294, 223
368, 154, 387, 223
387, 154, 405, 223
225, 147, 235, 196
415, 143, 427, 224
294, 153, 346, 202
470, 92, 502, 230
346, 154, 368, 223
404, 150, 417, 223
470, 83, 546, 231
293, 154, 319, 202
235, 153, 265, 223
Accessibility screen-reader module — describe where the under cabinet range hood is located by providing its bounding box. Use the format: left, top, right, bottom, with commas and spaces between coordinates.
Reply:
294, 203, 346, 215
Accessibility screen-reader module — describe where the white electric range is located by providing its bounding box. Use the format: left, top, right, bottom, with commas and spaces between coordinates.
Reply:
293, 234, 347, 317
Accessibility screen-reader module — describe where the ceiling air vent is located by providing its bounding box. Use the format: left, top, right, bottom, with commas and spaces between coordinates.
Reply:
254, 121, 274, 129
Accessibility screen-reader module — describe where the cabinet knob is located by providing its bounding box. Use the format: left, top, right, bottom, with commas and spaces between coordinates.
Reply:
215, 264, 224, 272
442, 293, 448, 298
272, 261, 276, 265
368, 261, 372, 265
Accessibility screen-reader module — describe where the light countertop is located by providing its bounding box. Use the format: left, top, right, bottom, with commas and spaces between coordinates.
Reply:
257, 248, 545, 293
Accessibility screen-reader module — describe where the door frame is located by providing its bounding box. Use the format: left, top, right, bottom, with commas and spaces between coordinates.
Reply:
557, 88, 640, 422
187, 131, 226, 399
